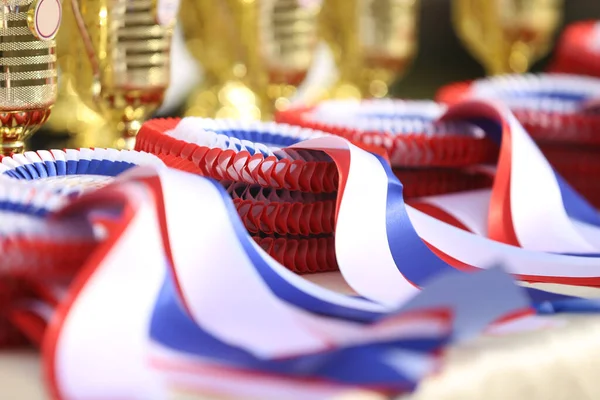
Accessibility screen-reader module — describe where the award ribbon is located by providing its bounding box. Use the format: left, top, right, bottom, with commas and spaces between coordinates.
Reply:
38, 165, 534, 399
436, 73, 600, 206
1, 99, 599, 398
276, 99, 497, 198
136, 117, 338, 193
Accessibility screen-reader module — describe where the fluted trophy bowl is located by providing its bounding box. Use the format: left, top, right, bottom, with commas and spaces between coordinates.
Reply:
57, 0, 178, 150
320, 0, 420, 100
0, 0, 61, 155
179, 0, 322, 120
452, 0, 563, 75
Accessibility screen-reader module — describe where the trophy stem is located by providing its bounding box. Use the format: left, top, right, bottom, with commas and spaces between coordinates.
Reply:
115, 119, 143, 151
485, 41, 533, 76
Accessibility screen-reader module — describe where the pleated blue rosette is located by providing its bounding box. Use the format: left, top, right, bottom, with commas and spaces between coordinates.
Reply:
0, 148, 165, 196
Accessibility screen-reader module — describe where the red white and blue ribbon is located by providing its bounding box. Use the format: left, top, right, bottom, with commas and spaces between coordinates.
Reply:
275, 99, 497, 168
435, 73, 600, 207
436, 73, 600, 144
40, 164, 534, 399
136, 100, 600, 294
3, 100, 600, 398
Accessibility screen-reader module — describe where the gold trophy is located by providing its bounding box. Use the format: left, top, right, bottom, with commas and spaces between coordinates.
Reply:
319, 0, 420, 99
44, 19, 107, 149
179, 0, 323, 120
58, 0, 178, 150
452, 0, 563, 75
0, 0, 62, 155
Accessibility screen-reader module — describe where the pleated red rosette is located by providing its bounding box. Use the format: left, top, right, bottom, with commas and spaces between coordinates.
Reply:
228, 182, 337, 274
435, 73, 600, 145
227, 183, 336, 237
136, 118, 338, 194
435, 73, 600, 206
252, 235, 337, 274
135, 118, 340, 274
394, 167, 493, 199
276, 99, 497, 168
548, 20, 600, 78
276, 99, 497, 198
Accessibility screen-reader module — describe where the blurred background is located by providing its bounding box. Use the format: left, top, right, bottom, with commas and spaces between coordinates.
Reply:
152, 0, 600, 117
29, 0, 600, 150
393, 0, 600, 97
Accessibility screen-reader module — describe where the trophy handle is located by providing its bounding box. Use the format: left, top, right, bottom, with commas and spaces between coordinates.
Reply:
69, 0, 102, 99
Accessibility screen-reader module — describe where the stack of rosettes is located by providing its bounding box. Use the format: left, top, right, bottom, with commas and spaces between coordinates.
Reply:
436, 73, 600, 207
136, 118, 340, 274
276, 99, 498, 199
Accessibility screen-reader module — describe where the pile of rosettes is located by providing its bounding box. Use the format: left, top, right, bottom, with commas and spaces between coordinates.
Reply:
5, 20, 600, 399
0, 97, 599, 399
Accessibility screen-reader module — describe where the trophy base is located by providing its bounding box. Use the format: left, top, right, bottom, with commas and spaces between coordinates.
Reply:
0, 108, 52, 156
184, 81, 267, 121
0, 141, 25, 157
326, 77, 396, 100
112, 119, 144, 151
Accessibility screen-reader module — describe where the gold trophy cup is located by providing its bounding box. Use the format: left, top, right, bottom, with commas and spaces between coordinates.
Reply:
452, 0, 563, 75
58, 0, 179, 150
319, 0, 420, 100
179, 0, 323, 120
0, 0, 62, 155
44, 18, 107, 149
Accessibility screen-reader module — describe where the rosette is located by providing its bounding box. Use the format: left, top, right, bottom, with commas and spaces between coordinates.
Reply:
436, 73, 600, 144
548, 20, 600, 78
0, 99, 594, 398
0, 180, 98, 347
227, 183, 336, 236
136, 118, 340, 274
276, 99, 497, 198
276, 99, 497, 168
436, 73, 600, 206
0, 148, 165, 195
136, 118, 338, 193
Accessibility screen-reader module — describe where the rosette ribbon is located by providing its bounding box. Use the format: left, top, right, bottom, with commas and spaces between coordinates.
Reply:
0, 148, 165, 195
275, 99, 496, 199
2, 99, 600, 398
137, 99, 600, 296
0, 181, 97, 347
436, 73, 600, 207
37, 164, 534, 399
